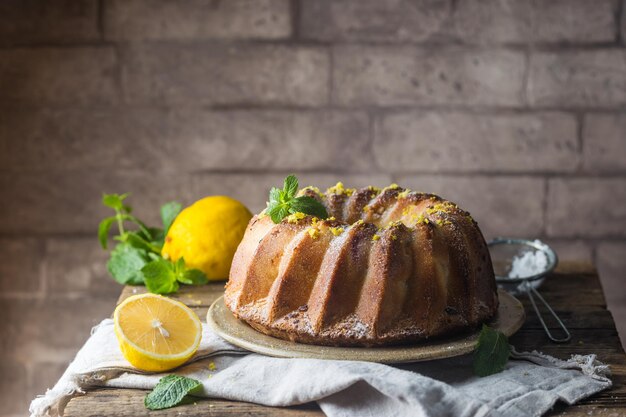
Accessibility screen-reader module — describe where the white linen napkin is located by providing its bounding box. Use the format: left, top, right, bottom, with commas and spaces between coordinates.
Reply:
30, 319, 611, 417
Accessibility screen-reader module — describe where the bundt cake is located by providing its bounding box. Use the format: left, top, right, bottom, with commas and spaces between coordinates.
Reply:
224, 182, 498, 347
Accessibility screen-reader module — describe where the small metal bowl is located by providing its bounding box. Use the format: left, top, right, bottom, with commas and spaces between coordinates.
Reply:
488, 238, 570, 343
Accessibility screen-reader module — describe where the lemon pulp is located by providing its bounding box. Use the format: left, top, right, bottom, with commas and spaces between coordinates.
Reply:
114, 294, 202, 372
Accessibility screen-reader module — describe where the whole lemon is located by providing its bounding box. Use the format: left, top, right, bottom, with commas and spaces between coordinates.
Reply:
162, 196, 252, 281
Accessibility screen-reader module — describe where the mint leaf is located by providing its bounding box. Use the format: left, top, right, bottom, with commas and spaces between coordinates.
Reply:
268, 187, 282, 205
161, 201, 182, 234
179, 269, 208, 285
266, 203, 286, 223
283, 174, 299, 199
265, 175, 329, 223
145, 375, 202, 411
473, 325, 511, 377
107, 243, 148, 285
142, 258, 179, 294
98, 216, 116, 249
289, 196, 328, 219
102, 193, 129, 211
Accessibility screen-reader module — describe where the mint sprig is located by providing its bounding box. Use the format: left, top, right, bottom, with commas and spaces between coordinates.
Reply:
142, 257, 208, 295
99, 193, 207, 294
145, 375, 202, 410
265, 175, 328, 223
473, 325, 511, 377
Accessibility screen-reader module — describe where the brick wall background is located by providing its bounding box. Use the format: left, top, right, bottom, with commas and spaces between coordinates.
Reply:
1, 1, 626, 415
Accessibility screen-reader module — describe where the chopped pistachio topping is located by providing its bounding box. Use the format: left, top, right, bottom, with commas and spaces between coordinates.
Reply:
372, 234, 380, 241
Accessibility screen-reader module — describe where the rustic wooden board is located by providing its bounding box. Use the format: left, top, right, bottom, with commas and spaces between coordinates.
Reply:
65, 262, 626, 417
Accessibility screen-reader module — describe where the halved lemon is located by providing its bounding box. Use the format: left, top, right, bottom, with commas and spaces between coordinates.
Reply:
113, 293, 202, 372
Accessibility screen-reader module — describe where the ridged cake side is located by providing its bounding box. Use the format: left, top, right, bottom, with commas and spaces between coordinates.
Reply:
224, 185, 498, 347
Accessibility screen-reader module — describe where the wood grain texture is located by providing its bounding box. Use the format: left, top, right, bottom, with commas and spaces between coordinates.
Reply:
65, 262, 626, 417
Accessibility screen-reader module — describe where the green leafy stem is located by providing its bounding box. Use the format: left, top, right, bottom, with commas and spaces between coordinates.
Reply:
98, 193, 207, 294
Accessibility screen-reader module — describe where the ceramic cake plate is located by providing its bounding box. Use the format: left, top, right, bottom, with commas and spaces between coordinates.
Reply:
206, 289, 525, 364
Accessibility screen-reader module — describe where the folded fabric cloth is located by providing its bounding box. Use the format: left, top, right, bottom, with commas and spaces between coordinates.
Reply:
30, 319, 611, 417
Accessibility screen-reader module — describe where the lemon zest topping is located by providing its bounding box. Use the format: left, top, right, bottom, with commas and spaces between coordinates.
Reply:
297, 186, 322, 197
307, 227, 320, 239
387, 220, 403, 228
286, 212, 307, 223
397, 190, 411, 199
416, 214, 430, 225
426, 202, 458, 215
329, 227, 344, 236
327, 182, 355, 196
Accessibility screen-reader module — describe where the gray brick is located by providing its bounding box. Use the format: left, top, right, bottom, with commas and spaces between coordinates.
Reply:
452, 0, 616, 44
0, 239, 43, 293
192, 173, 394, 214
0, 172, 194, 234
583, 113, 626, 172
0, 361, 27, 414
300, 0, 451, 42
450, 0, 529, 44
45, 238, 120, 297
121, 44, 329, 106
528, 50, 626, 108
3, 298, 114, 364
0, 109, 370, 172
396, 175, 545, 240
104, 0, 290, 40
0, 109, 166, 172
547, 178, 626, 238
301, 0, 617, 44
597, 241, 626, 305
163, 111, 371, 172
374, 111, 578, 173
332, 46, 525, 106
531, 0, 617, 44
623, 0, 626, 42
0, 47, 119, 106
0, 0, 99, 45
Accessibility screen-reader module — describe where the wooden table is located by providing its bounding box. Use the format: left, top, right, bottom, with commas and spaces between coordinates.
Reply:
65, 262, 626, 416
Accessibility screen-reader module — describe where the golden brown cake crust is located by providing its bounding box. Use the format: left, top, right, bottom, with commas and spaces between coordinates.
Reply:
225, 185, 499, 347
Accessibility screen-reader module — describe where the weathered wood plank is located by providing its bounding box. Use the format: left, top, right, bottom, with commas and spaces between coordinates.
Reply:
65, 389, 324, 417
64, 388, 626, 417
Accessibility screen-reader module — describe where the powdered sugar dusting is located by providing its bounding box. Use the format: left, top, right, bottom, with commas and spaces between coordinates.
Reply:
509, 242, 548, 278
